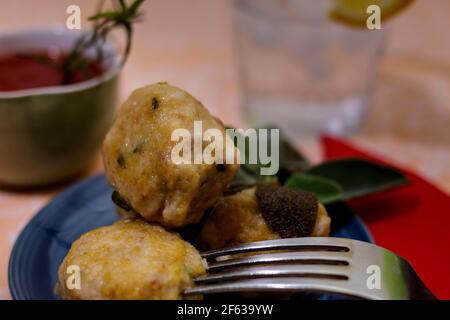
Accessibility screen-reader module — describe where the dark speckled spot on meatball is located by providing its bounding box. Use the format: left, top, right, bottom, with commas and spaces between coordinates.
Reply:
117, 153, 126, 168
152, 97, 159, 110
255, 184, 318, 238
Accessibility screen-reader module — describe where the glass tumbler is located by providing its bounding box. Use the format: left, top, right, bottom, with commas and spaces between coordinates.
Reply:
233, 0, 384, 140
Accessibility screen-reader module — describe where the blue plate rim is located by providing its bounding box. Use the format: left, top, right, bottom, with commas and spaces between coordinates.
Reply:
7, 174, 107, 300
354, 214, 374, 243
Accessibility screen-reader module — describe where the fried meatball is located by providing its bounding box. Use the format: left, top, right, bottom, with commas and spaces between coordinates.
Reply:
311, 203, 331, 237
56, 219, 206, 300
102, 83, 240, 228
200, 187, 331, 249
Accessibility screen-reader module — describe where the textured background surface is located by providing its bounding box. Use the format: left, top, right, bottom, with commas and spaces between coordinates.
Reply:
0, 0, 449, 299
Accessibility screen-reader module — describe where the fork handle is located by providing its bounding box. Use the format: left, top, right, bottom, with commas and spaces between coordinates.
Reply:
401, 262, 436, 300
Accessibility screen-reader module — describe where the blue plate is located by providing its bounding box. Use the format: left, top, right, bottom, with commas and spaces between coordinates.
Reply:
8, 174, 373, 300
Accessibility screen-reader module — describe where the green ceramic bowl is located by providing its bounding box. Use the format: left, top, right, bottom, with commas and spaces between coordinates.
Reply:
0, 28, 120, 187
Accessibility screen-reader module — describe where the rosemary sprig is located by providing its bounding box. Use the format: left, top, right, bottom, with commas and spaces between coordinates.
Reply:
61, 0, 145, 84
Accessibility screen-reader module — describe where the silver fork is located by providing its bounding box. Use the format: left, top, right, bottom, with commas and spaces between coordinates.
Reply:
185, 237, 435, 300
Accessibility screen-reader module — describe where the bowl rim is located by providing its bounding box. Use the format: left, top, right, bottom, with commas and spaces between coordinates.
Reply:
0, 26, 121, 99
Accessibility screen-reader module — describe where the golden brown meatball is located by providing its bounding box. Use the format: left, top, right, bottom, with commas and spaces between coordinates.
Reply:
102, 83, 239, 228
311, 203, 331, 237
200, 187, 331, 249
56, 219, 206, 300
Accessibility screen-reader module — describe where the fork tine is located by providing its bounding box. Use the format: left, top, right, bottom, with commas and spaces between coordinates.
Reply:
196, 264, 349, 284
207, 251, 350, 272
185, 277, 367, 299
201, 237, 351, 260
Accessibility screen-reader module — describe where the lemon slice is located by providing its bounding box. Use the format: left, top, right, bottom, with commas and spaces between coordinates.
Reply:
329, 0, 414, 28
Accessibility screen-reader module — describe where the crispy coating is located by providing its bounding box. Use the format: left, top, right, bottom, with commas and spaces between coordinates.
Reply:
56, 219, 206, 300
200, 187, 331, 249
311, 203, 331, 237
200, 188, 278, 249
102, 83, 239, 228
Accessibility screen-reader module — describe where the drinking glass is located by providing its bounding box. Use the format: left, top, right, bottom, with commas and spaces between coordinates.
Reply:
233, 0, 384, 139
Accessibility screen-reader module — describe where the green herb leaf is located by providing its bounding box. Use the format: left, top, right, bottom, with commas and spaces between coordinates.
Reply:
128, 0, 145, 16
285, 173, 343, 205
64, 0, 145, 84
278, 134, 309, 172
276, 137, 310, 184
88, 11, 120, 21
305, 158, 409, 200
119, 0, 128, 10
227, 126, 309, 189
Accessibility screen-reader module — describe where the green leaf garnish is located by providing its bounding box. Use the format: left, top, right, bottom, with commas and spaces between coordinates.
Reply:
278, 135, 310, 172
62, 0, 145, 84
128, 0, 145, 16
226, 125, 408, 203
305, 158, 409, 200
88, 12, 119, 20
227, 126, 308, 190
285, 173, 343, 205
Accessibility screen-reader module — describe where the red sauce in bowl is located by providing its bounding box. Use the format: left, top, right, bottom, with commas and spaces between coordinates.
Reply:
0, 51, 104, 92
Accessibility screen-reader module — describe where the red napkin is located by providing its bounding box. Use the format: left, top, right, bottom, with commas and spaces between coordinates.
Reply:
322, 136, 450, 300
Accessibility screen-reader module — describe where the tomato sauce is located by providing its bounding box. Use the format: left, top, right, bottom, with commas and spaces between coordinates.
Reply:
0, 51, 104, 92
